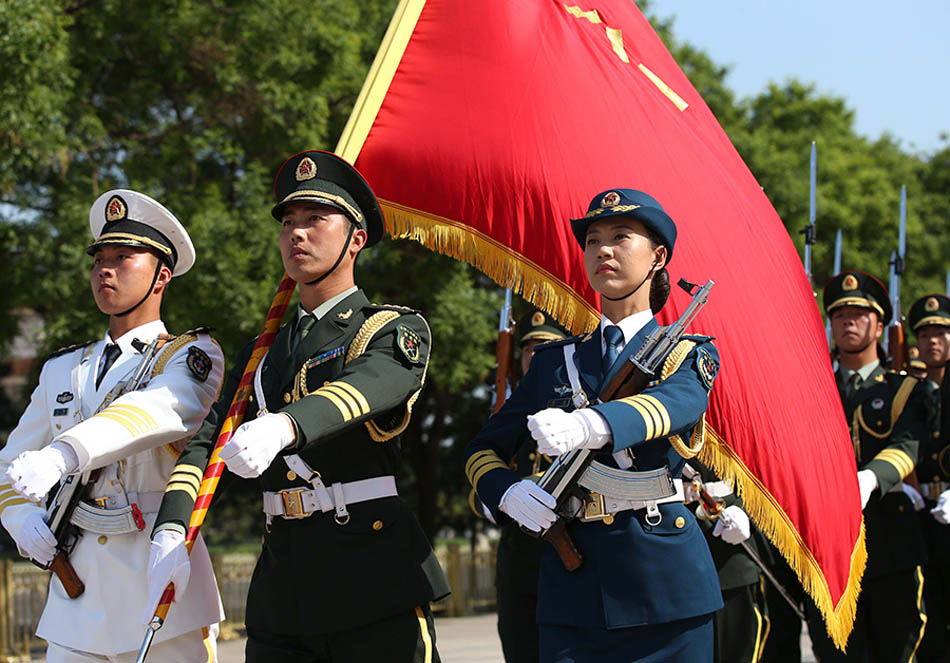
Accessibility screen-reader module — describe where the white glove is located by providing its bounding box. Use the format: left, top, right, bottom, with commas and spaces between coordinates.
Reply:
901, 483, 925, 512
7, 443, 79, 502
219, 413, 296, 478
499, 480, 557, 533
931, 490, 950, 525
527, 408, 611, 456
0, 505, 57, 565
143, 530, 190, 624
857, 470, 879, 509
712, 505, 751, 545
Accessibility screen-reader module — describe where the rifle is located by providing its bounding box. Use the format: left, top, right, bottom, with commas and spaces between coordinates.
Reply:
681, 464, 807, 621
40, 336, 164, 598
886, 186, 908, 371
491, 288, 516, 413
527, 278, 714, 570
826, 228, 842, 350
801, 141, 817, 285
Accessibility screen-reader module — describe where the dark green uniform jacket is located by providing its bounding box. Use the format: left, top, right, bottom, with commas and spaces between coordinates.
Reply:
838, 364, 928, 578
154, 289, 449, 635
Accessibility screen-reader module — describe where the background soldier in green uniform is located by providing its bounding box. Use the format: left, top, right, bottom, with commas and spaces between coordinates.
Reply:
687, 460, 770, 663
909, 293, 950, 662
146, 151, 450, 662
807, 271, 929, 662
494, 309, 568, 663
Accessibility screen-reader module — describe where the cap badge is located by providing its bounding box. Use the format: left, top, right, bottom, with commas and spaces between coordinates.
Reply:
842, 274, 858, 291
531, 311, 545, 327
295, 157, 317, 182
926, 297, 939, 312
105, 196, 127, 223
601, 191, 621, 207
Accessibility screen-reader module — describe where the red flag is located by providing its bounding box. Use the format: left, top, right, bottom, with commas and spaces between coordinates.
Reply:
338, 0, 862, 645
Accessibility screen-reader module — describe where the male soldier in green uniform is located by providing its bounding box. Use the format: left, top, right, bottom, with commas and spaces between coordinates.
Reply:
908, 293, 950, 663
807, 271, 929, 662
146, 151, 450, 662
494, 309, 568, 663
686, 461, 770, 663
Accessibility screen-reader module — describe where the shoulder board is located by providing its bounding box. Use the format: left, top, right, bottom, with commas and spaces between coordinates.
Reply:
534, 333, 591, 352
47, 339, 96, 360
178, 326, 214, 337
364, 303, 420, 315
682, 333, 716, 343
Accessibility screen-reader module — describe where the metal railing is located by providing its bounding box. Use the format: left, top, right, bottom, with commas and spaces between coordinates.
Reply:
0, 542, 498, 659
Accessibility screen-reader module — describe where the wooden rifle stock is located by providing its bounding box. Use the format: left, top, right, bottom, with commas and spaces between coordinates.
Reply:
542, 519, 583, 571
50, 550, 85, 598
888, 323, 907, 372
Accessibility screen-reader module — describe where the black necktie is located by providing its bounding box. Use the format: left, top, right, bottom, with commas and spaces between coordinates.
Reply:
603, 325, 624, 373
292, 314, 317, 362
96, 343, 122, 389
842, 372, 861, 401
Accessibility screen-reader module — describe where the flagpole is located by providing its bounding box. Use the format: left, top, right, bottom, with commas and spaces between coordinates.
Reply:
135, 275, 297, 663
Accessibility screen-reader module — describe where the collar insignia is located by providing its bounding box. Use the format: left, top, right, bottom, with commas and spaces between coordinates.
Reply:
337, 308, 353, 320
601, 191, 621, 207
295, 157, 317, 182
56, 391, 74, 404
842, 274, 858, 291
105, 195, 127, 223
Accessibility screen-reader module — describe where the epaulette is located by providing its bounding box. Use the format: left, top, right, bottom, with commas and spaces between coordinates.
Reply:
47, 340, 96, 360
534, 333, 591, 352
683, 333, 716, 343
364, 303, 420, 315
178, 326, 214, 336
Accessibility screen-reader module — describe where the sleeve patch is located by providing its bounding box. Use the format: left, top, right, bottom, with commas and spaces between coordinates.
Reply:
186, 346, 212, 382
696, 348, 718, 391
395, 324, 423, 365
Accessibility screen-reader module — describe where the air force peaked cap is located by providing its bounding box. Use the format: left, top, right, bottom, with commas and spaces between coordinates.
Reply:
570, 189, 677, 262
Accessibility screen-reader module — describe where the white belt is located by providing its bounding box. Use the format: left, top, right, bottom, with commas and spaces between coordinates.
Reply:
69, 490, 163, 535
264, 454, 397, 525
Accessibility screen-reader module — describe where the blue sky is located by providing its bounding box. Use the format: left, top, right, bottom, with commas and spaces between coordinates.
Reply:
647, 1, 950, 154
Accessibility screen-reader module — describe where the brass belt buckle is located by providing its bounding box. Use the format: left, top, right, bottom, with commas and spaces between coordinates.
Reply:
579, 492, 614, 525
279, 488, 309, 519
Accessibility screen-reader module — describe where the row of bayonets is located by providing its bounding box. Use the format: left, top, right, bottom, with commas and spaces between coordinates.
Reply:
801, 141, 950, 360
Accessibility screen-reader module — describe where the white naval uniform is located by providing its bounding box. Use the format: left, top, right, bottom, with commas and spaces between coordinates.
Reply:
0, 320, 225, 658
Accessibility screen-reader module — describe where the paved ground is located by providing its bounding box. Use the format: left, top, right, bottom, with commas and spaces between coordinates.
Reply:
30, 613, 818, 661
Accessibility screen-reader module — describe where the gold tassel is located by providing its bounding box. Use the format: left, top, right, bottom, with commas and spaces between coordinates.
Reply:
380, 200, 600, 334
698, 424, 865, 650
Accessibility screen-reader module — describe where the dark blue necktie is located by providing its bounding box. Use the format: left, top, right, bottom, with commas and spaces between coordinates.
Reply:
96, 343, 122, 389
603, 325, 624, 373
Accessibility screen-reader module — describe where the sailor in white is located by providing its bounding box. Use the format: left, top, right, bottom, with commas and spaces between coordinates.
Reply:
0, 190, 224, 662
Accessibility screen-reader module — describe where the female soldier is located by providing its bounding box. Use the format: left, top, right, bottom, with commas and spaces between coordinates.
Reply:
464, 188, 722, 662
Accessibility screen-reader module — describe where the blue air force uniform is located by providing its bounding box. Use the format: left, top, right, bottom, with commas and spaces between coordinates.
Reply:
465, 189, 723, 662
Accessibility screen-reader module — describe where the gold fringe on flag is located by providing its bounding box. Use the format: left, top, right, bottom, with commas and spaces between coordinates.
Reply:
699, 423, 865, 651
381, 200, 600, 334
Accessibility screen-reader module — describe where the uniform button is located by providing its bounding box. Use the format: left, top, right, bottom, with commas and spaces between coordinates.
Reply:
249, 394, 254, 403
97, 535, 108, 545
936, 432, 941, 439
529, 453, 536, 461
934, 454, 939, 461
372, 520, 384, 531
283, 393, 291, 403
602, 514, 614, 525
287, 470, 297, 481
898, 505, 905, 512
936, 476, 942, 483
674, 517, 686, 529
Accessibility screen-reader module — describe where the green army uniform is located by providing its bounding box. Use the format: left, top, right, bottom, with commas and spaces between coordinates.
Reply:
688, 460, 771, 663
807, 271, 929, 662
909, 294, 950, 663
153, 151, 449, 662
493, 309, 568, 663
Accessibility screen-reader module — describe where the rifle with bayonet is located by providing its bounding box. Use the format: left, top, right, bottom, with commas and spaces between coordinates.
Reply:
40, 336, 165, 598
801, 141, 817, 286
886, 185, 908, 371
492, 288, 517, 414
526, 278, 714, 571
